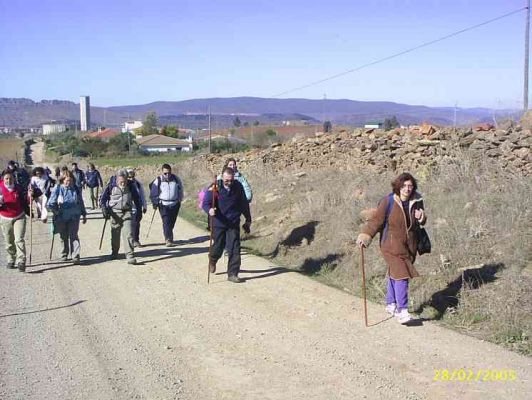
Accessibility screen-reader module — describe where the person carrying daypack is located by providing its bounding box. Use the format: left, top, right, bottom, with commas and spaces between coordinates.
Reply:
100, 169, 142, 265
85, 163, 104, 209
2, 161, 30, 194
48, 171, 87, 264
356, 172, 427, 324
149, 164, 183, 247
127, 168, 147, 248
202, 167, 252, 283
29, 166, 53, 223
0, 171, 29, 271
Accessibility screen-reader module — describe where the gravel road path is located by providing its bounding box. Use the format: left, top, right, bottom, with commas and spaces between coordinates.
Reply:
1, 208, 530, 399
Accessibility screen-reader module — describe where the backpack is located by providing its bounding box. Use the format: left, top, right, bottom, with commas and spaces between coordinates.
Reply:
380, 193, 431, 255
197, 180, 220, 210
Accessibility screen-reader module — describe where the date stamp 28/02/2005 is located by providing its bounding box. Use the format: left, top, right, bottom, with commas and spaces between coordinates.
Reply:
433, 369, 517, 382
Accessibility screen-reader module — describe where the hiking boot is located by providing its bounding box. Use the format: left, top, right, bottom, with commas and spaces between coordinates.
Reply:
227, 275, 244, 283
396, 309, 412, 324
6, 262, 15, 269
110, 253, 119, 260
133, 241, 142, 248
385, 303, 397, 315
209, 260, 217, 273
165, 240, 175, 248
127, 257, 138, 265
17, 263, 26, 272
72, 257, 81, 265
42, 218, 48, 224
60, 256, 68, 262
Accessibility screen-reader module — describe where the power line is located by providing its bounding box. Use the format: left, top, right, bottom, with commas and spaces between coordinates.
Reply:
271, 7, 527, 98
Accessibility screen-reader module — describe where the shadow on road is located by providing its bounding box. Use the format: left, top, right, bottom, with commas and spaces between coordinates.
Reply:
0, 299, 86, 318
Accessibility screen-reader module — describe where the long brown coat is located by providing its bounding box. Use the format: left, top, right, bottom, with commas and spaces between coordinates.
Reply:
359, 192, 427, 280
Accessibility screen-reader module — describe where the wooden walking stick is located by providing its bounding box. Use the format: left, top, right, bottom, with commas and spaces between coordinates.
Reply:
99, 217, 108, 251
207, 178, 218, 284
360, 245, 369, 327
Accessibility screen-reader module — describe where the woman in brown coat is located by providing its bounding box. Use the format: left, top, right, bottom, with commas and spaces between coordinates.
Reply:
356, 172, 427, 324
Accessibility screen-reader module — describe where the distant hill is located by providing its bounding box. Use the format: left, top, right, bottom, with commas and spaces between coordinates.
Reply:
0, 96, 518, 128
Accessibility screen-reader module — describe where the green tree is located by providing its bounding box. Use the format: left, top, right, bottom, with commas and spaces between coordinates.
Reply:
253, 120, 260, 126
140, 111, 159, 135
265, 128, 277, 137
233, 116, 241, 127
161, 125, 179, 138
323, 120, 332, 133
384, 116, 400, 131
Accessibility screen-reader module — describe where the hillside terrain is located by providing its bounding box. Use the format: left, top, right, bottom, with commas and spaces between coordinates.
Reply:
0, 96, 515, 128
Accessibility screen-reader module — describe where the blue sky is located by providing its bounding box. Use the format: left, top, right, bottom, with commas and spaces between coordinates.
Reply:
0, 0, 528, 108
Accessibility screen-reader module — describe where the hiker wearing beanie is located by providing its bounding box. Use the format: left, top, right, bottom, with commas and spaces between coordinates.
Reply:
149, 164, 183, 247
0, 171, 28, 271
100, 169, 141, 265
85, 163, 104, 209
202, 167, 252, 283
48, 171, 87, 265
356, 172, 427, 324
127, 168, 147, 248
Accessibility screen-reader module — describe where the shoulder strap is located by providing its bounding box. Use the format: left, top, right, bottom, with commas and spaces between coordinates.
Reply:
380, 193, 394, 244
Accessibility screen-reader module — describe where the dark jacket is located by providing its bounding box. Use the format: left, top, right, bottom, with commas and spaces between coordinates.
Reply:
100, 176, 141, 212
86, 170, 103, 188
359, 192, 427, 280
72, 169, 86, 189
202, 179, 251, 228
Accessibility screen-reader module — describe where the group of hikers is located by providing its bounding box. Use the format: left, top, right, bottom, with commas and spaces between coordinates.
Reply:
0, 156, 427, 322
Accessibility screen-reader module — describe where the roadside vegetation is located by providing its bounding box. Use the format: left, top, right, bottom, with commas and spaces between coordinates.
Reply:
174, 151, 531, 356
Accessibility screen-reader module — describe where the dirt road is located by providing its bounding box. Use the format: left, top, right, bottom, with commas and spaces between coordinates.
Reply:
1, 208, 530, 399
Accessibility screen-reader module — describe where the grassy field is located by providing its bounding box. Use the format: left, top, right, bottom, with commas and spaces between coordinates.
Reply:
0, 137, 25, 166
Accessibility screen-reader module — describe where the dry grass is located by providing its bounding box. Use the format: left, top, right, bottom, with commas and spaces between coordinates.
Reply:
175, 151, 531, 356
0, 137, 24, 167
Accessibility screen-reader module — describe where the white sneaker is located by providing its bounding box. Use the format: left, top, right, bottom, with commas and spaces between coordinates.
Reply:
385, 303, 397, 315
395, 309, 412, 324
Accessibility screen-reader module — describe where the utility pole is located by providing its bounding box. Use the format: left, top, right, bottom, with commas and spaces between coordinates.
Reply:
453, 103, 457, 129
525, 0, 530, 111
208, 106, 212, 154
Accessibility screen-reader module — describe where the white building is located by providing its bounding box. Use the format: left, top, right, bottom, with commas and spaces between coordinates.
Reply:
137, 134, 193, 153
122, 120, 143, 133
42, 123, 67, 135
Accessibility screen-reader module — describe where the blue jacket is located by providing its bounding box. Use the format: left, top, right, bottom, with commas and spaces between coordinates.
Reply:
202, 179, 251, 228
48, 185, 86, 222
217, 171, 253, 202
86, 170, 103, 188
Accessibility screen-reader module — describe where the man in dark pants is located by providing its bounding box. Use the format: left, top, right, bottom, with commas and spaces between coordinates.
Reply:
202, 167, 251, 283
71, 162, 86, 191
149, 164, 183, 247
127, 168, 147, 247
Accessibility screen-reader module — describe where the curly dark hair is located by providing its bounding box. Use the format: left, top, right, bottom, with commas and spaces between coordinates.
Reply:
391, 172, 418, 196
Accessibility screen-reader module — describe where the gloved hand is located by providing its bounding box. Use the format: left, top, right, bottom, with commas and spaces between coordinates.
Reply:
102, 207, 111, 220
242, 221, 251, 234
142, 207, 147, 214
152, 203, 158, 210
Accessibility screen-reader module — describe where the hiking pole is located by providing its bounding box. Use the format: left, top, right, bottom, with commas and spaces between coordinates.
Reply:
29, 201, 33, 267
207, 177, 218, 285
145, 207, 157, 239
99, 218, 108, 251
208, 213, 214, 284
359, 245, 369, 327
49, 233, 55, 260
